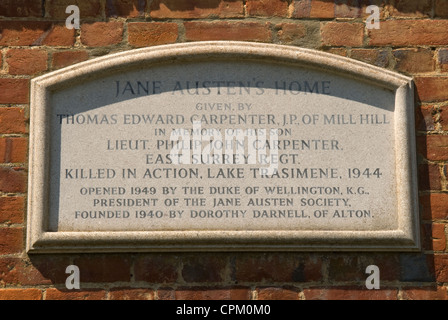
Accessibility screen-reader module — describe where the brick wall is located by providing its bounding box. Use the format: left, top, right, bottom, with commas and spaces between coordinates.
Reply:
0, 0, 447, 300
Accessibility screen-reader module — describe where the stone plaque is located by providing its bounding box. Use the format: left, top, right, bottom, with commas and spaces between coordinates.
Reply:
27, 42, 419, 253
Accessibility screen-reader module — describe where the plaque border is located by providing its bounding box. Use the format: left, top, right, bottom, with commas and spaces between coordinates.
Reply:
27, 41, 420, 253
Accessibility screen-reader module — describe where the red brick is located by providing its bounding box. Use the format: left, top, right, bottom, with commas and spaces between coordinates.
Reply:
109, 288, 155, 300
422, 223, 446, 251
45, 288, 106, 300
0, 137, 27, 163
402, 286, 448, 300
0, 21, 51, 46
247, 0, 288, 17
184, 21, 271, 42
234, 253, 322, 282
0, 167, 27, 193
150, 0, 243, 19
420, 194, 448, 220
304, 287, 398, 300
6, 49, 47, 76
358, 254, 400, 281
415, 105, 436, 132
350, 49, 389, 68
128, 23, 178, 47
0, 79, 29, 104
175, 287, 250, 300
334, 0, 364, 18
157, 287, 175, 300
441, 106, 448, 131
321, 22, 364, 47
0, 228, 23, 254
418, 164, 442, 191
106, 0, 146, 18
369, 20, 448, 46
81, 22, 124, 47
257, 287, 300, 300
418, 135, 448, 161
435, 0, 448, 18
0, 0, 42, 17
73, 254, 132, 282
0, 197, 24, 224
52, 51, 89, 69
0, 289, 42, 300
388, 0, 432, 18
415, 77, 448, 103
43, 25, 76, 46
0, 108, 27, 134
47, 0, 102, 19
393, 48, 435, 74
276, 23, 307, 44
434, 254, 448, 282
134, 254, 179, 283
293, 0, 334, 18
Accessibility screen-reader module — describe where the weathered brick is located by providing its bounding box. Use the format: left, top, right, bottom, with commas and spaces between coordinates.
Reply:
321, 22, 364, 47
175, 287, 250, 300
417, 135, 448, 161
402, 286, 448, 300
350, 48, 389, 68
0, 137, 27, 163
388, 0, 432, 18
52, 51, 89, 69
0, 0, 42, 17
415, 77, 448, 103
293, 0, 334, 18
420, 194, 448, 220
0, 289, 42, 300
150, 0, 244, 19
422, 223, 446, 251
45, 288, 106, 300
184, 21, 271, 42
73, 254, 132, 282
47, 0, 102, 19
128, 22, 178, 47
257, 287, 300, 300
109, 288, 155, 300
393, 48, 435, 74
0, 107, 27, 133
441, 106, 448, 131
0, 228, 23, 254
418, 164, 442, 191
234, 253, 322, 282
358, 254, 401, 281
106, 0, 146, 18
415, 105, 436, 131
247, 0, 288, 17
369, 20, 448, 46
327, 254, 363, 282
6, 49, 48, 75
0, 197, 24, 224
81, 22, 124, 47
134, 254, 179, 283
434, 254, 448, 282
438, 49, 448, 72
182, 254, 227, 283
276, 23, 307, 44
400, 254, 435, 282
324, 48, 348, 57
304, 287, 398, 300
0, 167, 27, 193
0, 79, 29, 104
435, 0, 448, 18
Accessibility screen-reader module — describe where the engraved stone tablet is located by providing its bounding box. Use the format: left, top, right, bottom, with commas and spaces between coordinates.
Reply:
27, 42, 419, 252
